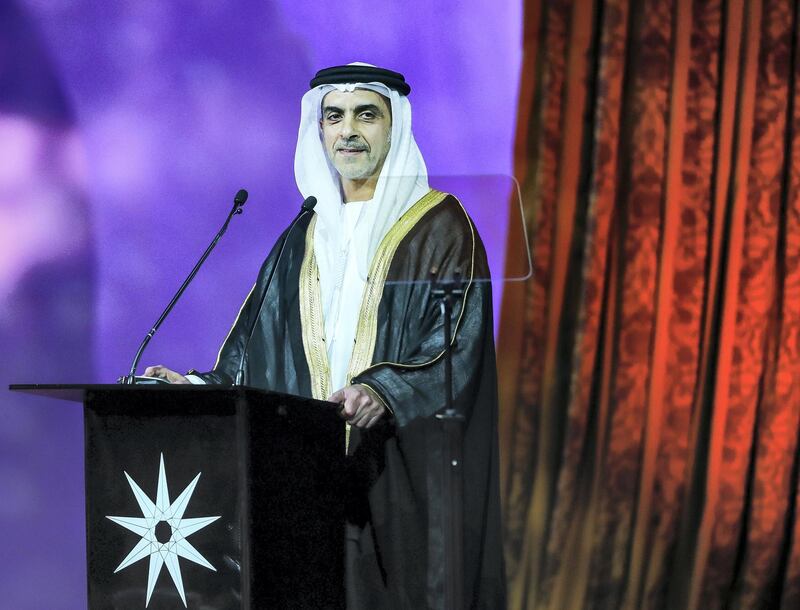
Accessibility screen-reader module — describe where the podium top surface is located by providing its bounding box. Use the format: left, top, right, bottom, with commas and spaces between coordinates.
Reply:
9, 383, 335, 407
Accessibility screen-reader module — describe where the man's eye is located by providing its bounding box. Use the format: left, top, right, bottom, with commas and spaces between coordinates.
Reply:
360, 113, 375, 120
326, 113, 342, 122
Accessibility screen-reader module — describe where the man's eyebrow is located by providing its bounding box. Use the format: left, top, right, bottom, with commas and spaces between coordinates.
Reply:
354, 104, 384, 116
322, 104, 385, 116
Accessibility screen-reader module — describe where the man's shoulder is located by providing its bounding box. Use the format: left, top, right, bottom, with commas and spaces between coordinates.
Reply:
407, 190, 473, 237
393, 190, 480, 260
386, 190, 489, 280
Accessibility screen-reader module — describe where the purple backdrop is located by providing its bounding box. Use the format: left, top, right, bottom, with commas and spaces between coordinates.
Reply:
1, 0, 520, 606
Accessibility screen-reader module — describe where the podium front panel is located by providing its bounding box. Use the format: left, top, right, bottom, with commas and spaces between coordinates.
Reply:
85, 389, 243, 609
81, 387, 346, 609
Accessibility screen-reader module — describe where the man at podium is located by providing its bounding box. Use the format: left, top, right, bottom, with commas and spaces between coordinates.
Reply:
146, 63, 505, 608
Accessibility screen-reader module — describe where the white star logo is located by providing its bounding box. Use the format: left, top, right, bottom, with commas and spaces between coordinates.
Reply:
106, 453, 221, 607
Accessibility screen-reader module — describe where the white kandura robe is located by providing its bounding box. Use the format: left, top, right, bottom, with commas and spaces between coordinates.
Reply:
324, 199, 369, 393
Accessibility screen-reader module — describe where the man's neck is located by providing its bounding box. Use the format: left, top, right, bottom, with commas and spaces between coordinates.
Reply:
341, 176, 378, 203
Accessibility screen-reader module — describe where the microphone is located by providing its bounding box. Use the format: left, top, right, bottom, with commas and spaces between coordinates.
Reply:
300, 196, 317, 212
122, 189, 249, 384
234, 195, 317, 386
234, 188, 248, 207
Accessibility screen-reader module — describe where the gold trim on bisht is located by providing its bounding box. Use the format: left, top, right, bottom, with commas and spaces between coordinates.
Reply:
299, 214, 331, 402
353, 193, 476, 375
300, 188, 467, 451
346, 188, 449, 383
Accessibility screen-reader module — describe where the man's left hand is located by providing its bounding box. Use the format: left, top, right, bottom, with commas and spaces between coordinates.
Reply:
328, 384, 387, 429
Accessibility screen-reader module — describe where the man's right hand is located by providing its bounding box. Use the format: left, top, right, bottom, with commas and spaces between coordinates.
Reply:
143, 365, 191, 384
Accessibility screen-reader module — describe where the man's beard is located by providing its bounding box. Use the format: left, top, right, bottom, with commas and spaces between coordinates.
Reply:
332, 133, 391, 180
335, 155, 380, 180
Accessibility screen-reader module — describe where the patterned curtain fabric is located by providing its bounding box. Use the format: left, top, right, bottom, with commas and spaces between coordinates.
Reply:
497, 0, 800, 608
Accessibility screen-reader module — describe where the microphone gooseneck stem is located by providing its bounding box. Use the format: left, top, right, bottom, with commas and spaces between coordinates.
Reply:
234, 196, 316, 386
124, 191, 248, 384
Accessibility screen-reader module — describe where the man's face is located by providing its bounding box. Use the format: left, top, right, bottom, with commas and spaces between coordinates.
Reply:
320, 89, 392, 182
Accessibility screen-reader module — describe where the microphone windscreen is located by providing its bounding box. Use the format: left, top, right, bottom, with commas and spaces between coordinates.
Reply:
234, 189, 249, 206
302, 196, 317, 211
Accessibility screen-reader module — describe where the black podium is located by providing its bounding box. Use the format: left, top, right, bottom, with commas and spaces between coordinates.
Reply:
10, 384, 346, 609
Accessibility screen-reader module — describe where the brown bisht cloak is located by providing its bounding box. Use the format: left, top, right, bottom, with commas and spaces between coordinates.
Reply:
200, 190, 506, 608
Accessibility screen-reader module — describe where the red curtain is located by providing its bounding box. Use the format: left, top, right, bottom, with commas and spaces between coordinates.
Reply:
498, 0, 800, 608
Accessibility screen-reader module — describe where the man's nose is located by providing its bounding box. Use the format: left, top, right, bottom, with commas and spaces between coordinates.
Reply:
340, 115, 357, 137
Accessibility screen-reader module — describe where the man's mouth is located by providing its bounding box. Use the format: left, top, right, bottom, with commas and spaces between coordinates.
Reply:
337, 148, 366, 156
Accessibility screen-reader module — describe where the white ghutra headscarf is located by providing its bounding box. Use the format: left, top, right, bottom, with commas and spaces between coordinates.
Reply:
293, 66, 430, 302
294, 64, 430, 390
292, 64, 430, 391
